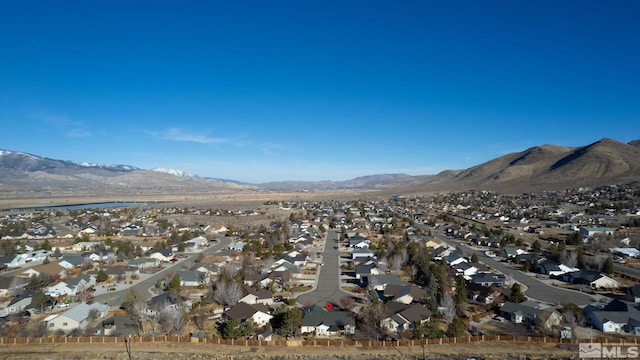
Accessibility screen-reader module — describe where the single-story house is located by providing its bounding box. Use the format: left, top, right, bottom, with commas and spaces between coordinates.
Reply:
225, 302, 273, 326
300, 305, 356, 336
44, 303, 109, 332
0, 254, 26, 268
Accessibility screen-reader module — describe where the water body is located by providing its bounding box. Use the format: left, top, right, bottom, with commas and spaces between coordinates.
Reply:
12, 201, 160, 211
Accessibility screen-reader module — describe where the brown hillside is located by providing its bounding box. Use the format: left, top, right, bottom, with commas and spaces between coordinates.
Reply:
400, 138, 640, 194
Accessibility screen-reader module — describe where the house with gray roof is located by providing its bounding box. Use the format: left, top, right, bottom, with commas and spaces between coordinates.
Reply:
584, 299, 640, 334
382, 303, 432, 334
300, 305, 355, 336
43, 303, 109, 332
128, 257, 160, 269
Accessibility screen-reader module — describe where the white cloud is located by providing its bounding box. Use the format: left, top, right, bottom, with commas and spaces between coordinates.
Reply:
29, 109, 92, 138
146, 127, 241, 145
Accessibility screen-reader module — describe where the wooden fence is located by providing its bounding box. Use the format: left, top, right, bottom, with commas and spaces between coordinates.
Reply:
1, 335, 638, 347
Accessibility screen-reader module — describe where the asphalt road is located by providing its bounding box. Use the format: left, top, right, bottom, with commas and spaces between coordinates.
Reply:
94, 236, 232, 307
297, 229, 351, 307
432, 232, 598, 306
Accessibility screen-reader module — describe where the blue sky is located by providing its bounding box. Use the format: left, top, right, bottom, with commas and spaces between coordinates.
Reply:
1, 1, 639, 183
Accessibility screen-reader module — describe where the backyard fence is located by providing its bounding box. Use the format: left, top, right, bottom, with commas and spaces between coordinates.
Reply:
1, 335, 637, 347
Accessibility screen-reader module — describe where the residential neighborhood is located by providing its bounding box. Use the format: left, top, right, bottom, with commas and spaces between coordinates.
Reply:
0, 182, 640, 343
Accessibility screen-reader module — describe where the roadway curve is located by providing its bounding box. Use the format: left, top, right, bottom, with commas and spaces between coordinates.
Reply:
432, 232, 598, 306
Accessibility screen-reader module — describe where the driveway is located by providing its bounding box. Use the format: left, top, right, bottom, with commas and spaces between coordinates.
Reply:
297, 229, 352, 307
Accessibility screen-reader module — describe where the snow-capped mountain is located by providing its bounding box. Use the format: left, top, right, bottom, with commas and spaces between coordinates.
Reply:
151, 168, 200, 179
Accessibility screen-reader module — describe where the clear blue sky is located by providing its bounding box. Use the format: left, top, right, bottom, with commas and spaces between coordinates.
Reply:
1, 1, 639, 183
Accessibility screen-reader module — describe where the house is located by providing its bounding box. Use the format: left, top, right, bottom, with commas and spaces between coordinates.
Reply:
452, 262, 478, 277
147, 293, 191, 313
502, 245, 520, 259
83, 250, 115, 263
354, 263, 382, 283
72, 241, 101, 252
348, 237, 370, 249
187, 236, 209, 248
383, 283, 429, 304
282, 250, 308, 266
178, 270, 210, 287
228, 241, 246, 251
58, 254, 85, 269
539, 259, 578, 277
536, 308, 563, 333
352, 248, 376, 260
382, 303, 432, 334
102, 265, 140, 280
119, 224, 140, 236
47, 274, 96, 298
562, 270, 619, 289
225, 302, 273, 326
423, 238, 443, 249
16, 262, 68, 280
44, 303, 109, 332
7, 292, 54, 315
238, 286, 273, 306
127, 257, 160, 269
367, 274, 406, 291
584, 299, 640, 333
627, 284, 640, 304
0, 276, 27, 298
0, 254, 26, 268
148, 249, 174, 262
300, 305, 356, 336
580, 227, 614, 240
19, 250, 50, 262
467, 283, 502, 305
499, 301, 545, 324
469, 272, 506, 288
444, 252, 468, 266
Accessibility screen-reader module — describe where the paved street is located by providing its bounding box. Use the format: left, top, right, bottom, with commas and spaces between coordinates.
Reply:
94, 236, 232, 307
297, 229, 352, 307
432, 232, 598, 306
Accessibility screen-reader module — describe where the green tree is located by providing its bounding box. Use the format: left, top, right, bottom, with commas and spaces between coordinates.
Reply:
167, 274, 182, 294
96, 269, 108, 283
531, 239, 541, 254
455, 276, 467, 304
33, 291, 49, 313
177, 243, 185, 252
602, 256, 614, 274
40, 239, 52, 251
53, 247, 62, 258
446, 317, 466, 337
510, 283, 527, 303
222, 318, 243, 339
271, 307, 303, 339
414, 317, 442, 339
470, 253, 478, 263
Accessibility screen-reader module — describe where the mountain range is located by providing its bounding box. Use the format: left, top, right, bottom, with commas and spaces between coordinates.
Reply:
1, 138, 639, 195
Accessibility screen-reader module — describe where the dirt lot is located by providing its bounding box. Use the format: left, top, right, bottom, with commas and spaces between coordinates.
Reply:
0, 341, 578, 360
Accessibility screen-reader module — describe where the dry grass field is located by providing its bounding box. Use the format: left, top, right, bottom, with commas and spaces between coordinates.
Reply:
0, 341, 577, 359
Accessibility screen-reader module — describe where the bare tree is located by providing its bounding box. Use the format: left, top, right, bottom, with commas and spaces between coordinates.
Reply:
75, 281, 93, 304
192, 306, 208, 331
390, 254, 404, 275
214, 281, 244, 306
439, 290, 456, 324
562, 250, 578, 268
159, 308, 186, 335
122, 288, 147, 335
7, 277, 27, 297
261, 256, 274, 273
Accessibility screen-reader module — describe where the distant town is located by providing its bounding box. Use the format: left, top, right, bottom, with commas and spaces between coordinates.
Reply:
1, 182, 639, 344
